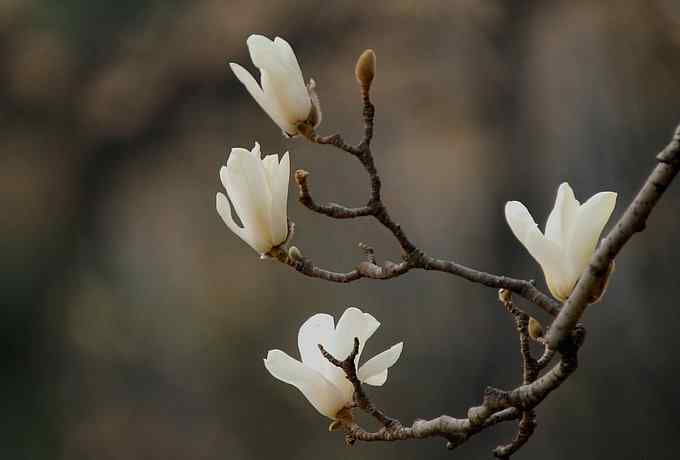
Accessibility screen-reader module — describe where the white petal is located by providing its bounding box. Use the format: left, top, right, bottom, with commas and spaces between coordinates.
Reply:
363, 370, 388, 386
544, 182, 579, 247
332, 307, 380, 363
320, 307, 380, 399
261, 154, 279, 184
272, 36, 311, 122
358, 342, 403, 385
247, 35, 287, 74
273, 37, 304, 78
230, 62, 290, 133
221, 149, 273, 254
260, 71, 299, 134
505, 201, 568, 300
298, 313, 335, 376
216, 192, 251, 245
249, 141, 262, 159
264, 350, 346, 419
247, 35, 310, 130
269, 152, 289, 246
566, 191, 617, 280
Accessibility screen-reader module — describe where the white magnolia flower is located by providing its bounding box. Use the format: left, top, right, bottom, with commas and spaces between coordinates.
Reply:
264, 307, 404, 419
505, 182, 617, 301
229, 34, 317, 137
216, 142, 290, 256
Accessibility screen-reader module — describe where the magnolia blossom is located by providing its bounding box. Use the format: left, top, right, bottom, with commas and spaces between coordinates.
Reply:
216, 143, 290, 256
229, 34, 317, 137
505, 182, 617, 301
264, 307, 403, 419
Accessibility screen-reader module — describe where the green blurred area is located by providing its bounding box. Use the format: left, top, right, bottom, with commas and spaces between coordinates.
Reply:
2, 1, 680, 459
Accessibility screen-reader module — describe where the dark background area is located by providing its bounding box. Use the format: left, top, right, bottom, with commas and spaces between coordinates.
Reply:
2, 1, 680, 459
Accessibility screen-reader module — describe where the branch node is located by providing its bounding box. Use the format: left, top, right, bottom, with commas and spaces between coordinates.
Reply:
358, 242, 377, 264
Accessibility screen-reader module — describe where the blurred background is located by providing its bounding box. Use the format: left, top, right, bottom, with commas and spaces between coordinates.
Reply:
2, 0, 680, 458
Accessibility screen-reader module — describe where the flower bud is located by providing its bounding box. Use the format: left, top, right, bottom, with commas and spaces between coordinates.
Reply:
304, 78, 322, 129
230, 35, 314, 137
216, 143, 290, 256
498, 289, 512, 304
288, 246, 304, 262
528, 317, 544, 340
294, 169, 309, 186
355, 49, 376, 90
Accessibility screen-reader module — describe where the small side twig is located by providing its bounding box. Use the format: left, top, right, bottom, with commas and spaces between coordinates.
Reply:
319, 338, 397, 429
496, 289, 540, 457
295, 169, 372, 219
284, 56, 563, 317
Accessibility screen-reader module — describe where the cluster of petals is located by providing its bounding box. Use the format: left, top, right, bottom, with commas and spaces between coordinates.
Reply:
229, 34, 313, 137
505, 182, 617, 301
264, 307, 403, 419
216, 142, 289, 256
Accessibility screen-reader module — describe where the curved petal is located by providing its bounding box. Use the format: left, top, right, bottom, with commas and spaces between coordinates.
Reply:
222, 149, 273, 254
321, 307, 380, 398
216, 192, 254, 248
505, 201, 568, 300
332, 307, 380, 363
273, 36, 311, 122
269, 152, 289, 245
544, 182, 579, 247
358, 342, 403, 384
363, 369, 388, 386
249, 141, 262, 159
566, 191, 617, 280
264, 350, 346, 419
298, 313, 335, 376
248, 35, 310, 129
260, 71, 299, 134
261, 154, 278, 184
247, 35, 287, 75
273, 37, 304, 81
230, 62, 290, 133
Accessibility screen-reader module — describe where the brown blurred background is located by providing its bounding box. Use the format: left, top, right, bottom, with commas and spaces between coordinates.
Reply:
2, 1, 680, 459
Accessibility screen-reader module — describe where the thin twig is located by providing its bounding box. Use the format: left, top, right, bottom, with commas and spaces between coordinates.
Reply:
287, 69, 562, 317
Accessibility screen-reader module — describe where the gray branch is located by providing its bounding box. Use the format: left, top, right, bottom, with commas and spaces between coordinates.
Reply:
318, 327, 581, 456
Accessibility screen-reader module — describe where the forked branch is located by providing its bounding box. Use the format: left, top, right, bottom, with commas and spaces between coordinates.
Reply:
269, 48, 680, 458
318, 315, 581, 456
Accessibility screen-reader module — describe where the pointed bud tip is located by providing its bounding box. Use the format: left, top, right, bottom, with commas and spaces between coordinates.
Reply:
294, 169, 309, 184
288, 246, 304, 262
528, 317, 544, 340
355, 49, 376, 88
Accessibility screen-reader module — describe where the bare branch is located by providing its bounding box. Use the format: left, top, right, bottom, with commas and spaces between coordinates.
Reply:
493, 411, 536, 459
421, 257, 561, 316
272, 48, 680, 457
545, 124, 680, 348
294, 169, 373, 219
496, 290, 541, 456
283, 61, 562, 318
317, 334, 582, 456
